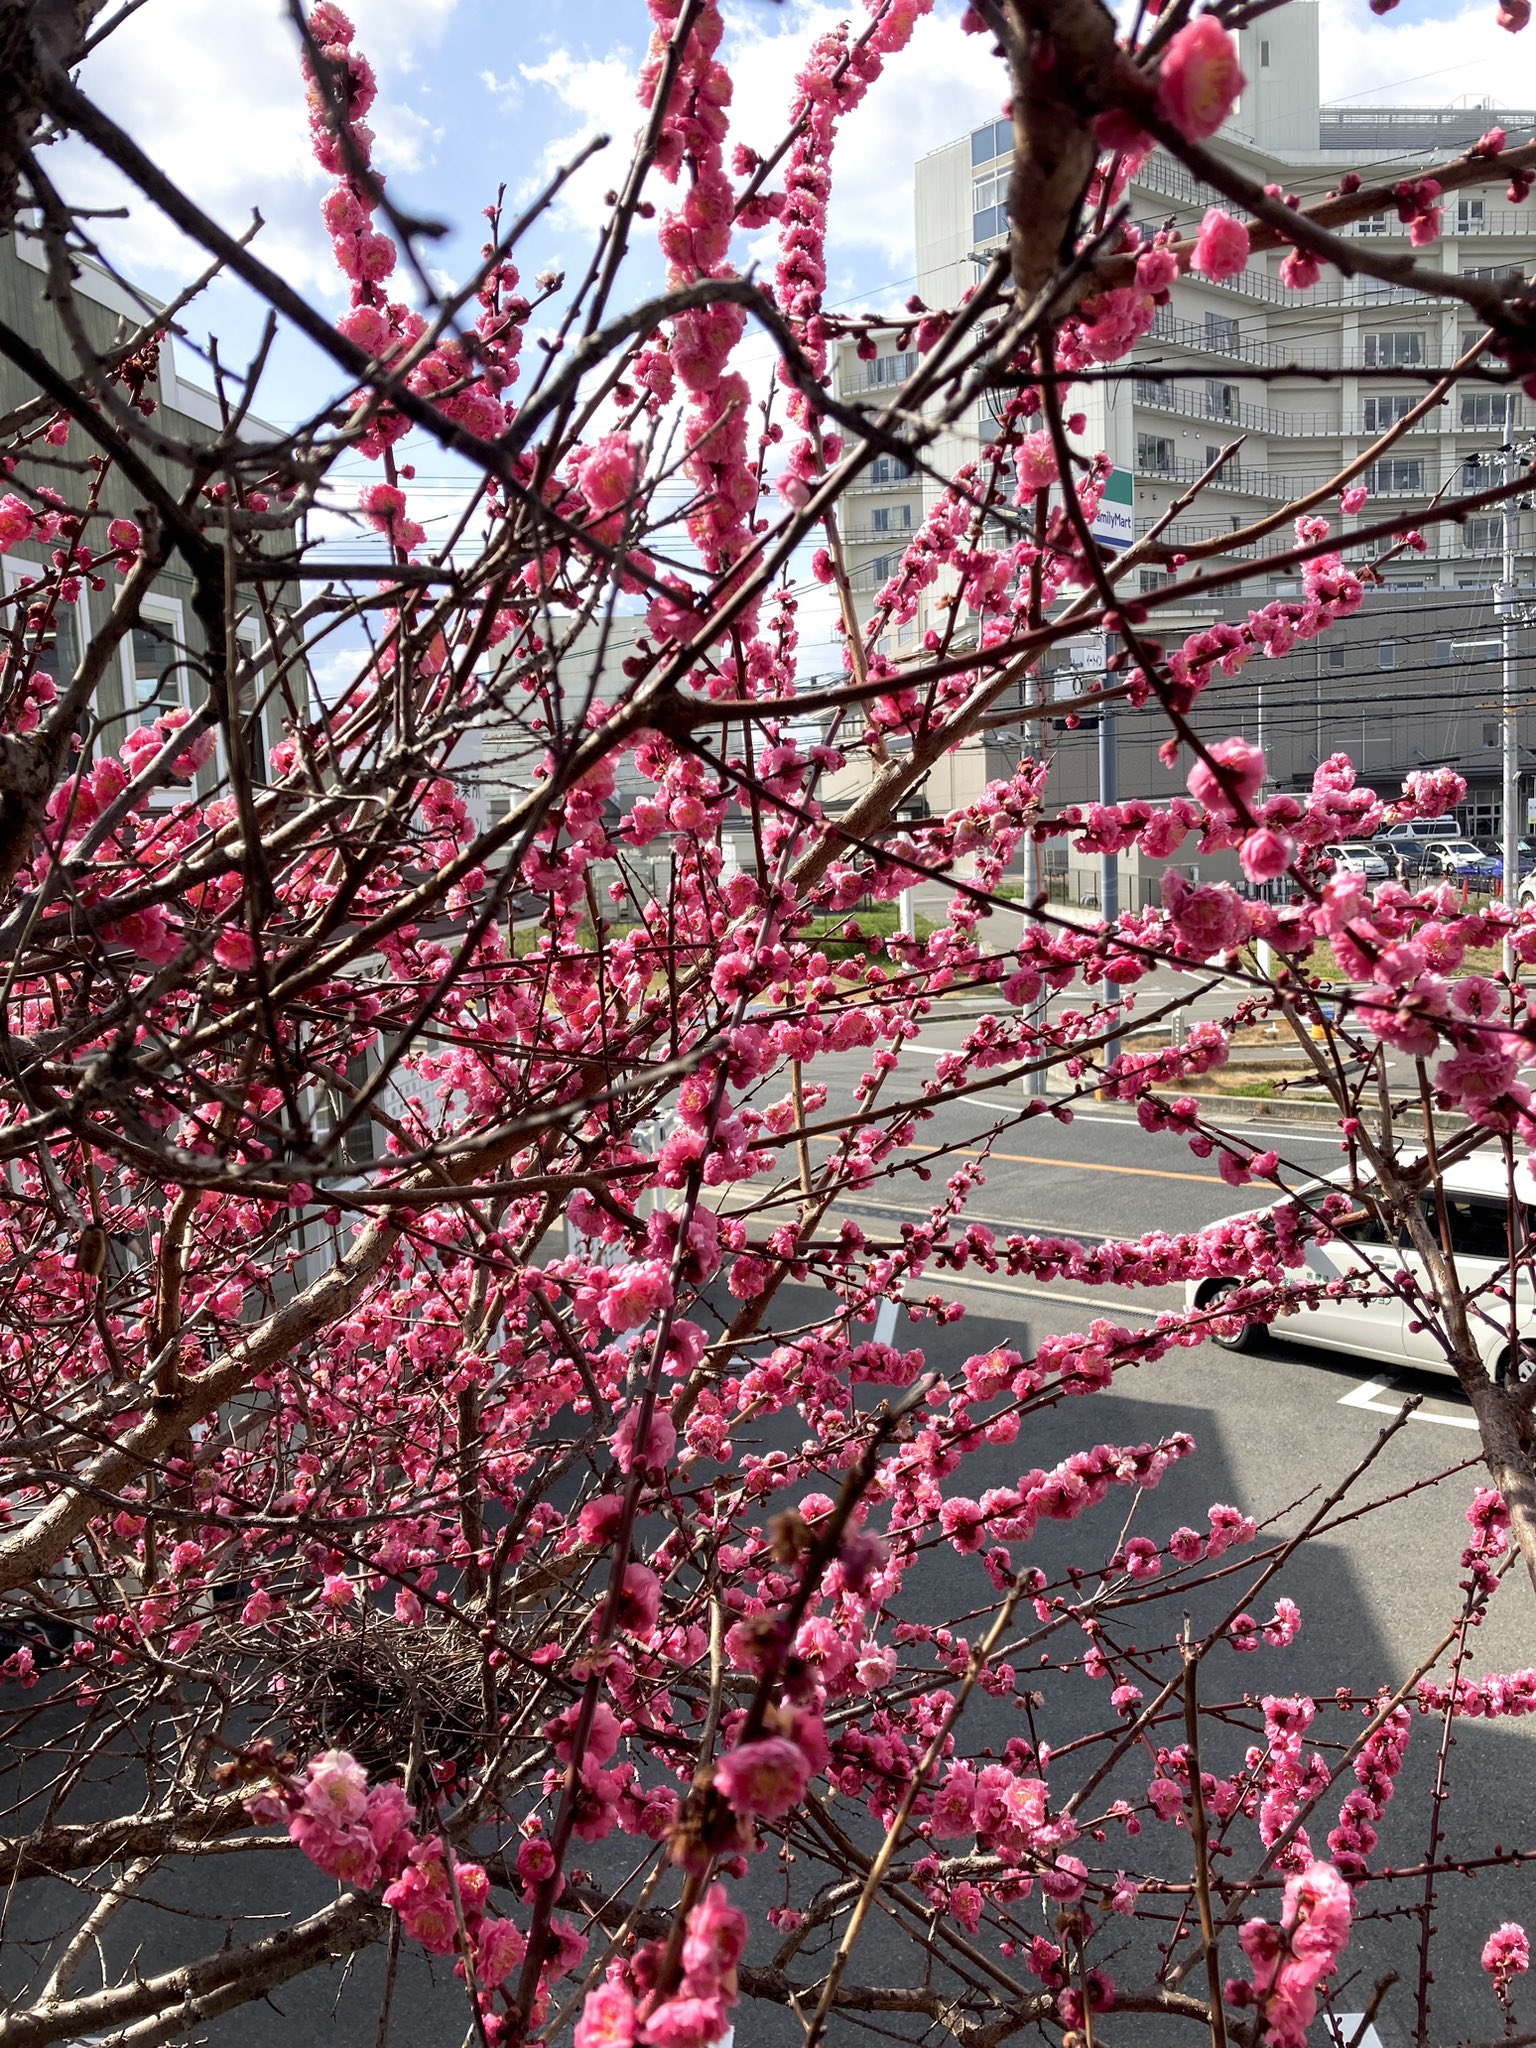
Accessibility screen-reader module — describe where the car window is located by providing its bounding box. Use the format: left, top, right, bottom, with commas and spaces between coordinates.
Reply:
1422, 1193, 1516, 1261
1338, 1205, 1393, 1245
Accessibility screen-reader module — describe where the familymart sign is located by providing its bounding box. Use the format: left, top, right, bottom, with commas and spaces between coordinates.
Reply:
1090, 466, 1134, 551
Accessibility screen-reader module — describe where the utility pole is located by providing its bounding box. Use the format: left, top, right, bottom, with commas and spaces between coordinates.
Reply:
1499, 444, 1523, 982
1023, 665, 1047, 1098
1098, 634, 1119, 923
1096, 634, 1121, 1099
1256, 673, 1273, 979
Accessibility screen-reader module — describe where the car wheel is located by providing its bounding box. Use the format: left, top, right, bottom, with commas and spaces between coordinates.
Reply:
1202, 1280, 1261, 1353
1495, 1345, 1533, 1388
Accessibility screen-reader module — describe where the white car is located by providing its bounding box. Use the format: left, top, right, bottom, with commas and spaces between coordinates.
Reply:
1322, 842, 1389, 880
1187, 1154, 1534, 1381
1423, 837, 1496, 878
1381, 816, 1459, 845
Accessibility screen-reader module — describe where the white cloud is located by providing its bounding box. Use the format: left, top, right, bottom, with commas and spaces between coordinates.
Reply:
515, 47, 646, 234
1319, 0, 1536, 106
724, 1, 1002, 289
55, 0, 458, 297
346, 0, 460, 70
480, 67, 522, 106
514, 3, 1000, 309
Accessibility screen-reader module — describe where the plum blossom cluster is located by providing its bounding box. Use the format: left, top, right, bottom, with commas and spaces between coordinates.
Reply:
251, 1752, 535, 2035
1233, 1862, 1354, 2048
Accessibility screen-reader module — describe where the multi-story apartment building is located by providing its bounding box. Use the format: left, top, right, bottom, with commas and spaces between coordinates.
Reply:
831, 3, 1536, 856
0, 230, 297, 790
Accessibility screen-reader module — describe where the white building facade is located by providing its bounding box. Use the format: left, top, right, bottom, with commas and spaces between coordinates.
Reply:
829, 4, 1536, 848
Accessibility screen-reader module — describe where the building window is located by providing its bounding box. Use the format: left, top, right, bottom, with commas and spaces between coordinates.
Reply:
872, 503, 913, 533
1363, 394, 1412, 432
971, 117, 1011, 167
1357, 213, 1389, 236
865, 350, 917, 389
1458, 198, 1486, 232
123, 601, 186, 725
1139, 569, 1172, 592
1365, 457, 1423, 493
1485, 721, 1500, 747
1329, 644, 1348, 670
1204, 310, 1238, 352
2, 558, 82, 695
1260, 36, 1271, 63
1379, 643, 1397, 669
869, 454, 914, 484
1136, 432, 1175, 472
1363, 331, 1423, 367
235, 621, 274, 786
971, 169, 1008, 246
1204, 379, 1237, 420
1464, 261, 1522, 283
1460, 392, 1518, 428
1465, 514, 1506, 554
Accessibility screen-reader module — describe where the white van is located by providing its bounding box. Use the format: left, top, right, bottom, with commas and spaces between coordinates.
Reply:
1187, 1153, 1534, 1380
1381, 816, 1458, 843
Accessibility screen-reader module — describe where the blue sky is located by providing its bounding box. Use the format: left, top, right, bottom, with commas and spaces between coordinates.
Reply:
57, 0, 1006, 434
55, 0, 1536, 434
44, 0, 1536, 653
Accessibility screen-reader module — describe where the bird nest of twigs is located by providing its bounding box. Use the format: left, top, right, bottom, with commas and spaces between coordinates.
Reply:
213, 1608, 489, 1775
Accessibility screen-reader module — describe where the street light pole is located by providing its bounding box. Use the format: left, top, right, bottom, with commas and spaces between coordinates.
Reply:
1256, 673, 1274, 978
1099, 688, 1119, 924
1023, 666, 1047, 1099
1500, 446, 1521, 981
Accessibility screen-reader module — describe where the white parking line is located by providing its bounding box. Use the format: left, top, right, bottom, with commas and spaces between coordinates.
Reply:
891, 1269, 1169, 1319
1325, 2018, 1384, 2048
888, 1054, 1354, 1147
1338, 1375, 1479, 1429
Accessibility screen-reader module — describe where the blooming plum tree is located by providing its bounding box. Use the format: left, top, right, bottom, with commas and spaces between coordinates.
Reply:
0, 1, 1535, 2044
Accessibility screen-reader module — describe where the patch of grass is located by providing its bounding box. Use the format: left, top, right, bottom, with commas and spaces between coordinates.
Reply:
1274, 936, 1509, 985
801, 908, 936, 960
1210, 1077, 1278, 1098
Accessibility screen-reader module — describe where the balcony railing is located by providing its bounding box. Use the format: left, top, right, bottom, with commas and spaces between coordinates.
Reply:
841, 522, 921, 545
1131, 377, 1520, 440
1150, 309, 1499, 375
1147, 517, 1531, 561
1135, 455, 1438, 499
1134, 378, 1312, 435
1151, 307, 1344, 369
1132, 152, 1227, 211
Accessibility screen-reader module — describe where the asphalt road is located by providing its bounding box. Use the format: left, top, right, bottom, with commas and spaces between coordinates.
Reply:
7, 1030, 1534, 2048
781, 1024, 1536, 2048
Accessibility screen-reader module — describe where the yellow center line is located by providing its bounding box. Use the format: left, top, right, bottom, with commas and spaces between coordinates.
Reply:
808, 1133, 1223, 1185
958, 1147, 1220, 1185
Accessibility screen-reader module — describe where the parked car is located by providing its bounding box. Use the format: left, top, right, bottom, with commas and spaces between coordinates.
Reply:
1371, 835, 1433, 882
1322, 842, 1389, 880
1187, 1155, 1534, 1380
1472, 836, 1536, 873
1380, 816, 1459, 845
1422, 837, 1503, 883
